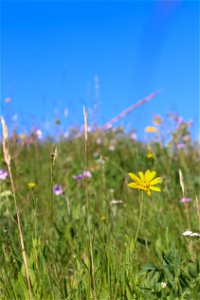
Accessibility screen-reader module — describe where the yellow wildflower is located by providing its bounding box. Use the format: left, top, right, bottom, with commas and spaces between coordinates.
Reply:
28, 182, 36, 189
128, 170, 161, 196
145, 126, 157, 133
101, 215, 106, 222
153, 115, 163, 126
146, 150, 153, 159
19, 133, 26, 140
182, 135, 190, 143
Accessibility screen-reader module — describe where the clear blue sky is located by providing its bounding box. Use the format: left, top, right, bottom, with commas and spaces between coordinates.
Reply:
1, 0, 199, 139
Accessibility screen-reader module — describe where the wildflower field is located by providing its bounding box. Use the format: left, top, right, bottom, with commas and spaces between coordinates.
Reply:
0, 113, 200, 300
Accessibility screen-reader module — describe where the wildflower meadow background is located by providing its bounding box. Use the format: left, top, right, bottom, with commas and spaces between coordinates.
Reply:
1, 1, 199, 299
1, 110, 200, 299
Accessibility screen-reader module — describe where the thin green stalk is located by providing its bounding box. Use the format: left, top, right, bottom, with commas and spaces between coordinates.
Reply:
83, 106, 97, 300
134, 191, 144, 246
31, 189, 38, 240
50, 146, 57, 224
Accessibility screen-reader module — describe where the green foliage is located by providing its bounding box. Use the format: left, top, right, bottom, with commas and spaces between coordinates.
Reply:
0, 128, 199, 299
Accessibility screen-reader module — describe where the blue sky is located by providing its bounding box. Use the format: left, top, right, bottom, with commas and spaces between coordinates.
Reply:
1, 0, 199, 139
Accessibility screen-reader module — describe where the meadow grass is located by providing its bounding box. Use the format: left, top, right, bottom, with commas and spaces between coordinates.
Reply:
0, 124, 200, 299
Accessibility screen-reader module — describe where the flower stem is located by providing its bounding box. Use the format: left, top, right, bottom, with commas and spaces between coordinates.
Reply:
134, 191, 144, 246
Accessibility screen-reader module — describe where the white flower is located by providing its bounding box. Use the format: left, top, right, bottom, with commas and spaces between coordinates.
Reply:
161, 282, 167, 289
190, 233, 200, 237
182, 230, 200, 237
35, 129, 42, 140
182, 230, 193, 236
110, 200, 123, 205
109, 145, 115, 151
96, 138, 102, 145
96, 157, 105, 164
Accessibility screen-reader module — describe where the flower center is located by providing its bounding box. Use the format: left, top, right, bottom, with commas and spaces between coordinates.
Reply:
143, 181, 150, 189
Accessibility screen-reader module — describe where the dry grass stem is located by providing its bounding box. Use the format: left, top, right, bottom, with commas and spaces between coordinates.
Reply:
102, 91, 158, 129
179, 169, 190, 228
1, 117, 33, 300
179, 169, 185, 197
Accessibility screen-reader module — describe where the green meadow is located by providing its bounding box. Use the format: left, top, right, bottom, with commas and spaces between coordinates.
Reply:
0, 115, 200, 300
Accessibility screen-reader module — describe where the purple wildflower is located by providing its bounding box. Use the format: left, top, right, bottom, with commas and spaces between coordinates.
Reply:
35, 129, 43, 140
53, 184, 64, 196
177, 143, 185, 150
0, 169, 8, 180
82, 170, 92, 178
73, 170, 92, 181
130, 133, 137, 140
180, 197, 192, 203
73, 174, 85, 181
175, 116, 183, 126
63, 132, 69, 139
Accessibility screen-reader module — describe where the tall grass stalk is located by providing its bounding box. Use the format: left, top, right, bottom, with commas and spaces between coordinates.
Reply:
179, 169, 190, 228
102, 91, 158, 129
134, 191, 144, 248
1, 117, 33, 300
83, 106, 97, 300
50, 146, 57, 223
195, 196, 200, 233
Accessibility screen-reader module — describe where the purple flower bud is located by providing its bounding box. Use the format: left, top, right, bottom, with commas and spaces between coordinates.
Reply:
73, 170, 92, 181
176, 116, 183, 125
0, 169, 8, 180
180, 197, 192, 203
53, 184, 64, 196
130, 133, 137, 140
35, 129, 43, 140
82, 170, 92, 178
73, 174, 84, 181
177, 143, 185, 150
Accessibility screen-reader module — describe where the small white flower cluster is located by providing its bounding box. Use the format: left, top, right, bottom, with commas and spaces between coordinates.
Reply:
110, 200, 123, 205
160, 282, 167, 289
182, 230, 200, 237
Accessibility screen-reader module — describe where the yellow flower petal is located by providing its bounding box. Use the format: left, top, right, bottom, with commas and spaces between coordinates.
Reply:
128, 173, 142, 185
28, 182, 36, 188
145, 126, 157, 133
138, 171, 144, 180
144, 170, 151, 181
153, 115, 163, 126
150, 177, 162, 186
146, 151, 153, 159
149, 186, 161, 192
145, 170, 156, 181
147, 189, 151, 196
128, 183, 140, 189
